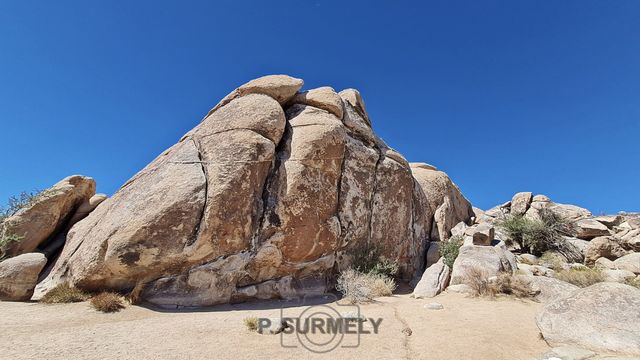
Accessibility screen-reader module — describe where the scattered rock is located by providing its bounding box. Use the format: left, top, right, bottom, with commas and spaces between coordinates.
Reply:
424, 302, 444, 310
0, 253, 47, 301
584, 237, 631, 265
575, 219, 610, 240
536, 282, 640, 355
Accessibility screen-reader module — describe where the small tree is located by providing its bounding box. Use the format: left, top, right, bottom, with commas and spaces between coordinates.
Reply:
440, 235, 463, 268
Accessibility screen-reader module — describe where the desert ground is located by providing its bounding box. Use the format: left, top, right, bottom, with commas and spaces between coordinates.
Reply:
1, 291, 550, 360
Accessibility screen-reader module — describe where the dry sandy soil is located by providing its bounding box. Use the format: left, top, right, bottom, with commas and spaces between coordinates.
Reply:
1, 292, 550, 360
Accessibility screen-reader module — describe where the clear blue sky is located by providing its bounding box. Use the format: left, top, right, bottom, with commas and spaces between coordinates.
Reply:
1, 1, 639, 214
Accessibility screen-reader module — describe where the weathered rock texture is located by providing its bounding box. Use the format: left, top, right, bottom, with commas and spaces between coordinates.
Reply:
0, 253, 47, 300
536, 282, 640, 355
35, 75, 473, 306
0, 176, 96, 258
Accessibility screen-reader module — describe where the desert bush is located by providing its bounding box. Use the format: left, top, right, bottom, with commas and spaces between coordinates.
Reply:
461, 265, 495, 297
350, 243, 398, 278
555, 267, 605, 287
40, 283, 89, 303
244, 317, 258, 332
497, 208, 573, 256
490, 274, 538, 298
336, 269, 397, 304
90, 292, 125, 313
440, 235, 463, 268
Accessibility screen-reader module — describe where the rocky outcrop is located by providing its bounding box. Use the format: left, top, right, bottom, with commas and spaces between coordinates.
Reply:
0, 253, 47, 300
583, 236, 630, 265
35, 75, 469, 306
536, 282, 640, 355
516, 275, 578, 303
575, 219, 610, 240
0, 176, 96, 258
410, 163, 473, 241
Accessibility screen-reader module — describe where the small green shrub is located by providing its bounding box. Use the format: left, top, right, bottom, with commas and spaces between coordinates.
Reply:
350, 243, 398, 278
90, 292, 125, 313
497, 208, 573, 256
40, 283, 89, 303
440, 235, 463, 268
555, 267, 605, 288
244, 317, 259, 332
336, 269, 397, 304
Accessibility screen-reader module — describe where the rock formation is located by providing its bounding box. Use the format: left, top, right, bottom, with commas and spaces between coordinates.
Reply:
34, 75, 474, 306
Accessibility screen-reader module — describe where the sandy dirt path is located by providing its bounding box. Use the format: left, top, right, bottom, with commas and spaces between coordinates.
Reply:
1, 292, 549, 360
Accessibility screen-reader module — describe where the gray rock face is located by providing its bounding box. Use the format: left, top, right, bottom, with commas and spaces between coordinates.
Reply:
412, 258, 450, 299
35, 75, 470, 306
0, 253, 47, 300
613, 253, 640, 274
536, 282, 640, 355
450, 243, 516, 285
516, 275, 578, 303
0, 176, 96, 258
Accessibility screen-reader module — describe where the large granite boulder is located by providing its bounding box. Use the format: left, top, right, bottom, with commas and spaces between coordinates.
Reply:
583, 236, 631, 266
35, 75, 466, 306
410, 163, 473, 241
0, 176, 96, 258
0, 253, 47, 300
536, 282, 640, 354
450, 242, 516, 285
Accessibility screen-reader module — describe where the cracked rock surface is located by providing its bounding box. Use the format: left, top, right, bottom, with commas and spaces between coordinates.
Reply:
35, 75, 473, 306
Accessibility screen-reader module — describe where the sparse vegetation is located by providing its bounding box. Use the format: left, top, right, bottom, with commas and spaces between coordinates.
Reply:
0, 190, 44, 224
490, 274, 539, 299
350, 243, 399, 278
461, 266, 494, 297
90, 292, 125, 313
40, 283, 89, 303
440, 235, 463, 268
623, 277, 640, 289
497, 208, 574, 256
538, 251, 567, 271
555, 267, 605, 288
336, 269, 397, 304
244, 317, 259, 332
461, 266, 537, 299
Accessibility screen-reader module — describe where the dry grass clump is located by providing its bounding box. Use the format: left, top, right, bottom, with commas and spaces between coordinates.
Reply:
40, 283, 89, 304
491, 274, 539, 298
90, 292, 125, 313
462, 266, 538, 299
462, 266, 495, 297
555, 267, 605, 288
624, 277, 640, 289
538, 252, 566, 271
244, 317, 259, 332
336, 269, 397, 304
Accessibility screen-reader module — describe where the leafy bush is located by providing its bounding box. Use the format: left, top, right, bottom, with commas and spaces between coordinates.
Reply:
40, 283, 89, 303
90, 292, 125, 313
336, 269, 397, 304
555, 267, 605, 287
350, 243, 398, 278
497, 208, 573, 256
440, 235, 463, 268
244, 317, 259, 332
